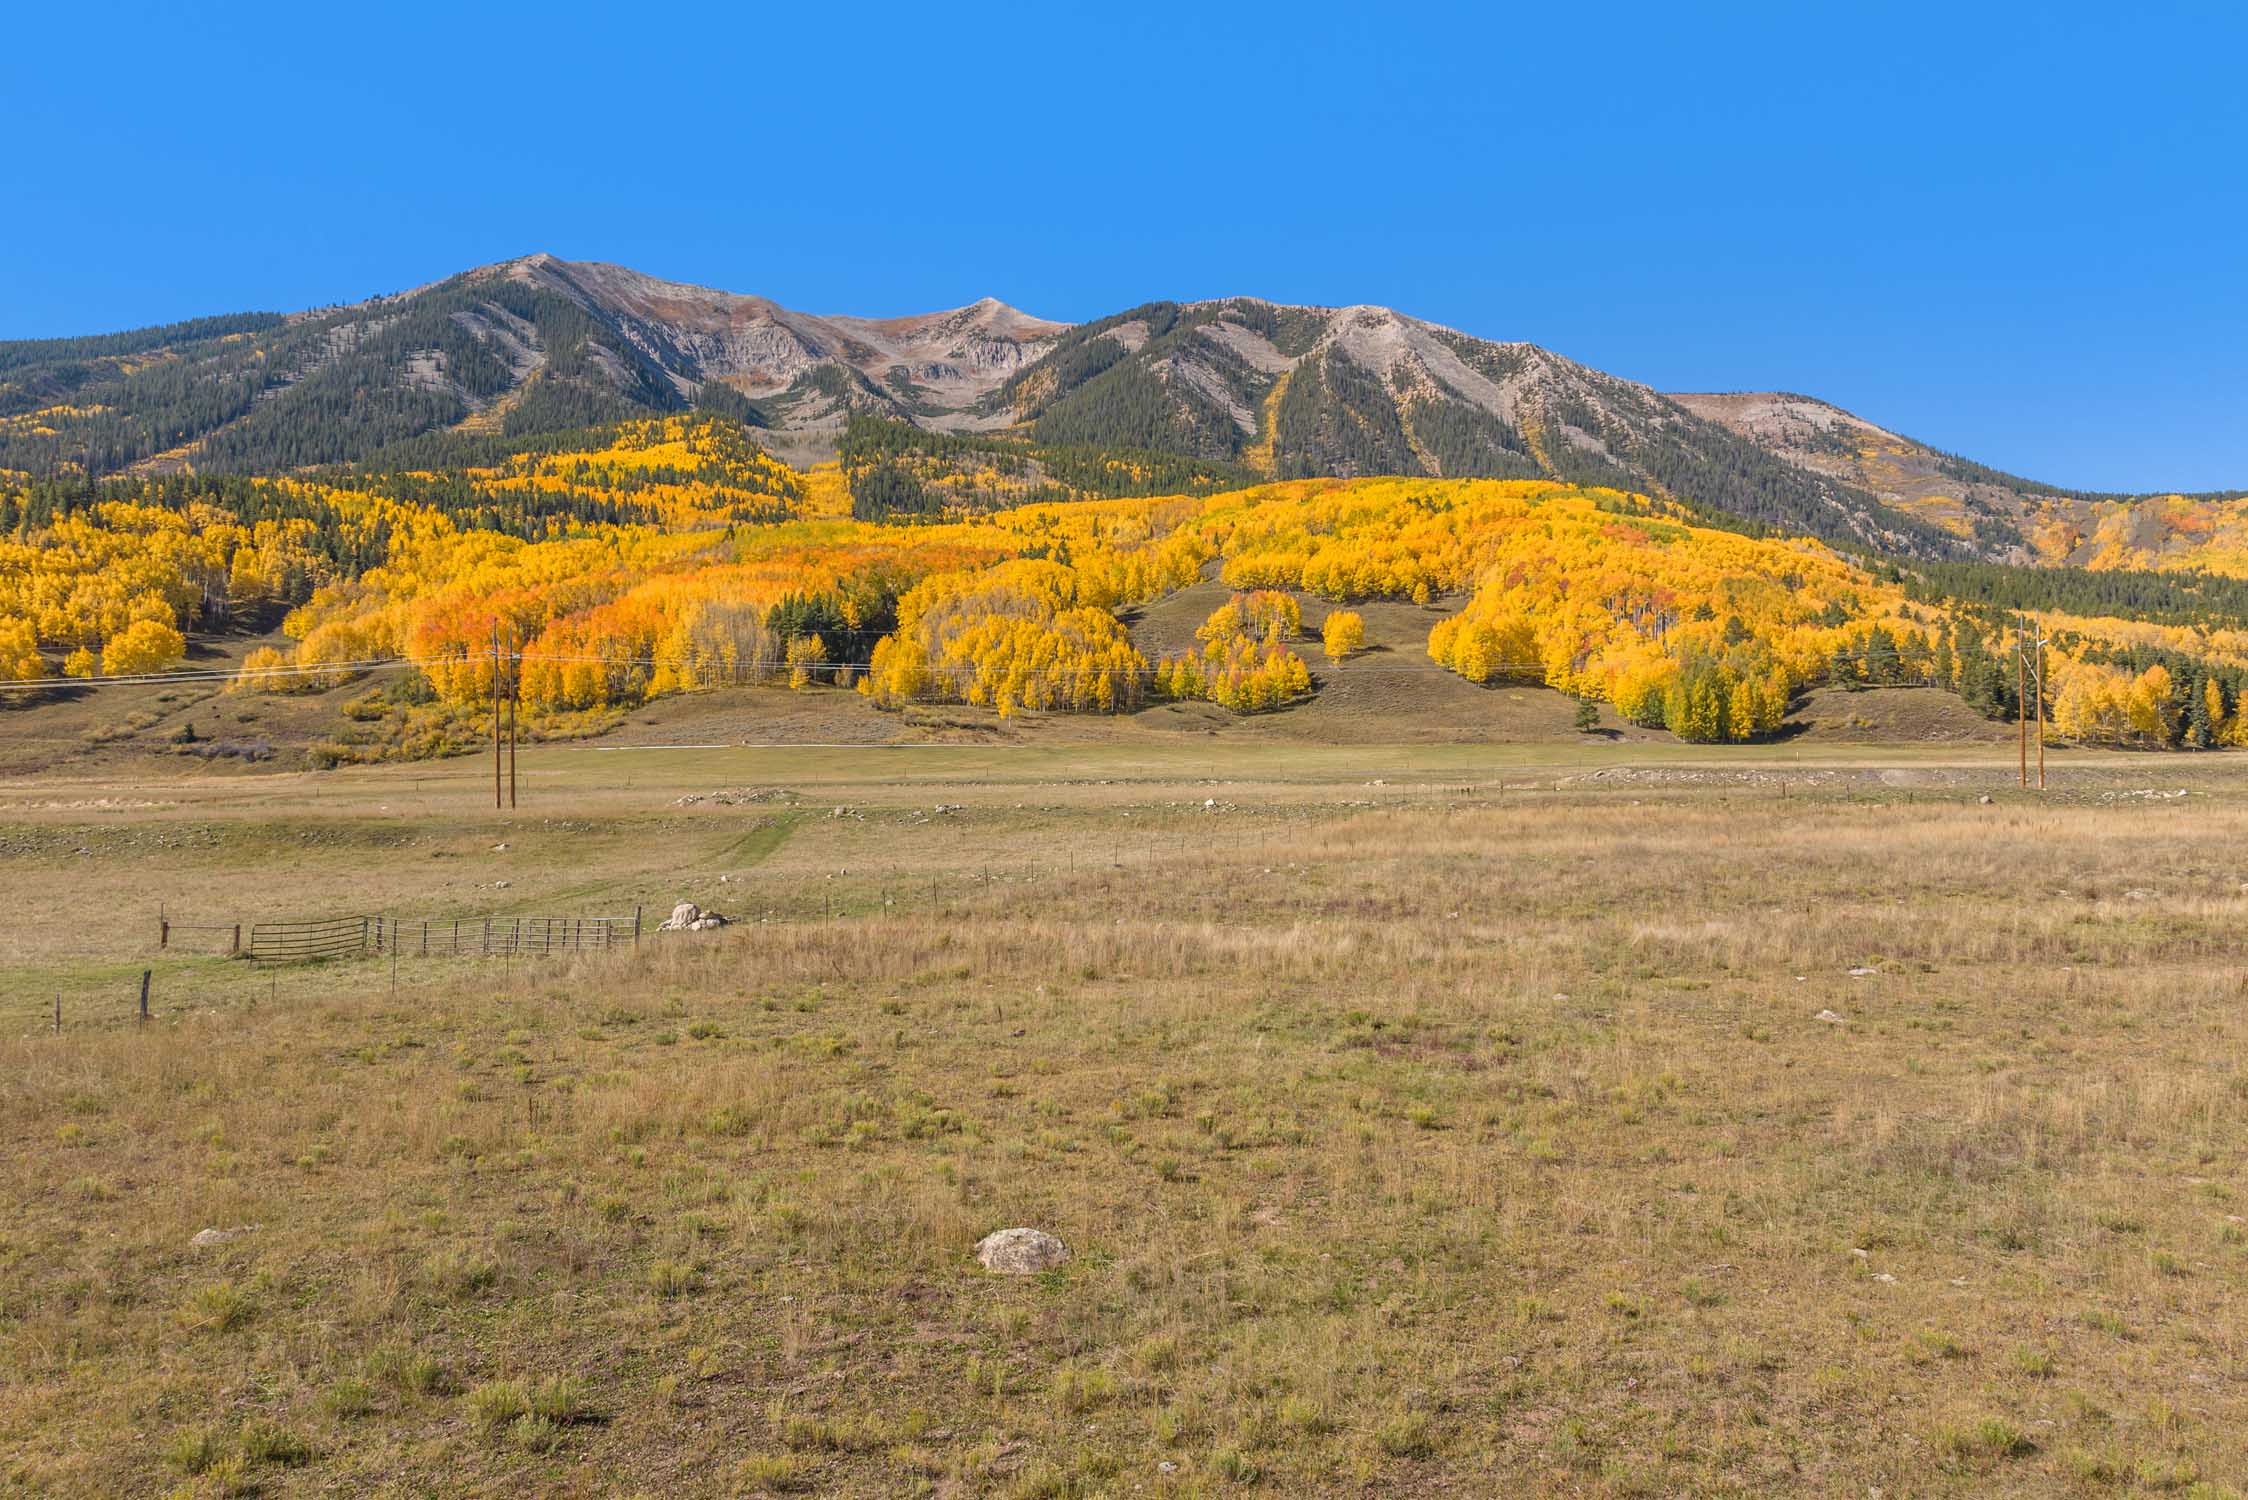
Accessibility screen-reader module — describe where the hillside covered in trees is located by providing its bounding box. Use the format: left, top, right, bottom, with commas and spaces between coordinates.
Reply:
6, 412, 2248, 757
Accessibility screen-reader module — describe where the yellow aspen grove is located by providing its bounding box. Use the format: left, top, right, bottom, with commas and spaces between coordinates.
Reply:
1164, 593, 1312, 713
9, 443, 2248, 753
2052, 662, 2129, 743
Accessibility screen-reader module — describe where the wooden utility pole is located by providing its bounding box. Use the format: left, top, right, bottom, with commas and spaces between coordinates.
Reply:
507, 624, 518, 810
2017, 612, 2028, 789
2032, 620, 2050, 791
493, 622, 504, 811
2033, 621, 2046, 791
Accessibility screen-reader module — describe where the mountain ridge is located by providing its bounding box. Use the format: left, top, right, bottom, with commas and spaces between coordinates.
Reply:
1, 255, 2236, 562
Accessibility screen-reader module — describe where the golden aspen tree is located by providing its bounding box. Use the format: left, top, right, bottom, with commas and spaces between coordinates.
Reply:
100, 619, 186, 676
228, 646, 291, 693
786, 633, 827, 690
0, 617, 43, 680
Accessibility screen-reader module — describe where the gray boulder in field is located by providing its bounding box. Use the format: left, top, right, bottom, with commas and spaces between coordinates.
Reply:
975, 1227, 1070, 1274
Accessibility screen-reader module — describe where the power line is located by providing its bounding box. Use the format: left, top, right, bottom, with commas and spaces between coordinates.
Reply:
0, 650, 1571, 689
0, 651, 1954, 691
0, 657, 413, 691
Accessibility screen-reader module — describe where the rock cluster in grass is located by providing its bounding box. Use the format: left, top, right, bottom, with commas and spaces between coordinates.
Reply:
673, 788, 794, 806
975, 1227, 1069, 1274
658, 901, 730, 932
190, 1225, 256, 1247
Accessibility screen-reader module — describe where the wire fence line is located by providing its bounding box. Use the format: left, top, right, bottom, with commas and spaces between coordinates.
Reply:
158, 909, 644, 963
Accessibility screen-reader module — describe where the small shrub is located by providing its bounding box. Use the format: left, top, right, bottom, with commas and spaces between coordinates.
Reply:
779, 1414, 841, 1451
2008, 1346, 2055, 1379
1049, 1366, 1116, 1414
1213, 1446, 1262, 1482
176, 1282, 253, 1334
2081, 1308, 2132, 1339
1133, 1334, 1181, 1374
163, 1427, 227, 1475
1374, 1408, 1433, 1458
1280, 1394, 1331, 1433
382, 1351, 449, 1396
2062, 1447, 2124, 1485
424, 1249, 499, 1298
239, 1420, 313, 1468
1911, 1327, 1968, 1360
1935, 1416, 2032, 1462
735, 1452, 808, 1491
467, 1380, 531, 1429
508, 1414, 562, 1453
528, 1376, 588, 1424
1005, 1462, 1071, 1500
649, 1260, 702, 1298
323, 1377, 377, 1417
197, 1455, 253, 1496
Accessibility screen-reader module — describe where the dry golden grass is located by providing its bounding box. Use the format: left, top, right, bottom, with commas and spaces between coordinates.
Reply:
2, 745, 2246, 1496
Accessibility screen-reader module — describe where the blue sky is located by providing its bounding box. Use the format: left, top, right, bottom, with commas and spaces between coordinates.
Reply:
4, 2, 2242, 491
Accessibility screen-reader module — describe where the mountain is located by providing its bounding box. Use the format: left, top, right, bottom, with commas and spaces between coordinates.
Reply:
503, 258, 1067, 439
1, 256, 2232, 561
1673, 391, 2248, 567
972, 299, 1961, 555
0, 256, 1065, 479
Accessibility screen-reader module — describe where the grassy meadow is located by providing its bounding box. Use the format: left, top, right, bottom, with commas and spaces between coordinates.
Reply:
2, 735, 2245, 1497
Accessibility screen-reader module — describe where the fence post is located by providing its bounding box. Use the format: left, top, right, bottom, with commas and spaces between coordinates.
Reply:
230, 924, 241, 955
53, 994, 61, 1033
137, 970, 150, 1022
633, 906, 642, 946
422, 921, 428, 958
160, 918, 169, 949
